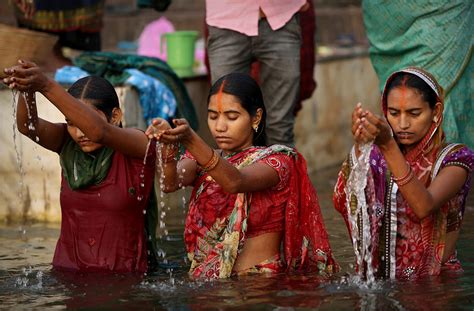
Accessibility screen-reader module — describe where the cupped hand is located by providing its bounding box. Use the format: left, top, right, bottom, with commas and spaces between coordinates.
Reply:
145, 118, 172, 139
158, 118, 194, 145
3, 60, 50, 93
358, 110, 394, 147
351, 103, 367, 145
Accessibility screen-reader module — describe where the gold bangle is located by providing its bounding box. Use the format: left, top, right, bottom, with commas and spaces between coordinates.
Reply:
201, 150, 219, 172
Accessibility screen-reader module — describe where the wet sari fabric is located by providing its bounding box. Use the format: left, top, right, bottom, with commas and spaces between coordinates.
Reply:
53, 141, 156, 272
334, 143, 473, 279
184, 145, 337, 279
333, 68, 474, 279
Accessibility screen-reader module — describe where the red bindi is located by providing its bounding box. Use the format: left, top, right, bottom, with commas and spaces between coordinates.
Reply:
217, 81, 226, 113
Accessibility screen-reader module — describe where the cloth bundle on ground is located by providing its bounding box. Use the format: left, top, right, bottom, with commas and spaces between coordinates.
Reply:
55, 52, 199, 128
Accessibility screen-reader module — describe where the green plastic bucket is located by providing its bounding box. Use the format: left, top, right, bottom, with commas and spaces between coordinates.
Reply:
162, 31, 198, 77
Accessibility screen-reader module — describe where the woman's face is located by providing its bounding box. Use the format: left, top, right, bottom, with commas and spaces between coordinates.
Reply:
66, 100, 108, 153
208, 92, 259, 154
386, 86, 440, 150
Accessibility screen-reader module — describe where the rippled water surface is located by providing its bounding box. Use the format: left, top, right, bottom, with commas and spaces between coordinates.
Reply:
1, 167, 474, 310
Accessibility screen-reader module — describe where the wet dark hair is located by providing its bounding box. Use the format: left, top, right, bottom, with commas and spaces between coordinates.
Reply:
67, 76, 120, 120
385, 72, 439, 109
208, 72, 267, 146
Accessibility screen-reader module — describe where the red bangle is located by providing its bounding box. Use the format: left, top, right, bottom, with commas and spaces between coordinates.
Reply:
201, 149, 220, 172
393, 164, 414, 186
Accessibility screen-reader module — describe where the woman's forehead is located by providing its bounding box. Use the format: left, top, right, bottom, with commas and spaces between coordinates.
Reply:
209, 93, 244, 111
386, 87, 428, 108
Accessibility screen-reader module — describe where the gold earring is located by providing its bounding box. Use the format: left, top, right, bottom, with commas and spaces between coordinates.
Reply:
253, 124, 258, 132
433, 116, 439, 123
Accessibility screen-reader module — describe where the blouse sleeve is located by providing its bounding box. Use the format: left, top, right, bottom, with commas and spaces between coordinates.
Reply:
442, 146, 474, 173
257, 153, 292, 191
441, 146, 474, 230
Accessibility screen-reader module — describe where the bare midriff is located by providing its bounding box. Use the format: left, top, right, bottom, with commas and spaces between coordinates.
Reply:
233, 231, 282, 272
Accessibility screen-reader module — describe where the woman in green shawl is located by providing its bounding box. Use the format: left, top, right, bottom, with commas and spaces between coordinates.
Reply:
3, 60, 161, 272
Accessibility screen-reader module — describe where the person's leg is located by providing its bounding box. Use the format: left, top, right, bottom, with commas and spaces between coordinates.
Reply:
253, 16, 302, 146
207, 25, 253, 84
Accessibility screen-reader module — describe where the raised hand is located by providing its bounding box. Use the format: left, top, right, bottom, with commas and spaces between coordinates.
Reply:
359, 110, 393, 147
352, 103, 394, 147
352, 103, 371, 145
145, 118, 172, 139
3, 60, 51, 93
158, 118, 195, 145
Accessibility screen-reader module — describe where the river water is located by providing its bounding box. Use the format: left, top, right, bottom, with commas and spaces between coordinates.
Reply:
1, 167, 473, 310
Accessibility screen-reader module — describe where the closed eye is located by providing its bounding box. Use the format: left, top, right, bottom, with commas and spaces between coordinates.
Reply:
227, 113, 239, 120
388, 109, 399, 116
408, 110, 422, 116
208, 112, 218, 120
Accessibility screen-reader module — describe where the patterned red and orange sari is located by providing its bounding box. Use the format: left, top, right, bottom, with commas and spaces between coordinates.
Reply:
183, 145, 338, 279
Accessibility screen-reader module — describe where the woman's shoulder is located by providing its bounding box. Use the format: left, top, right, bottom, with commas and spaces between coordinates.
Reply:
258, 144, 297, 158
439, 143, 474, 173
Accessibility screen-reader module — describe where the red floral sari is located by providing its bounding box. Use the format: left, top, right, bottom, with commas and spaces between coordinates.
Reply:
183, 145, 338, 279
333, 68, 474, 279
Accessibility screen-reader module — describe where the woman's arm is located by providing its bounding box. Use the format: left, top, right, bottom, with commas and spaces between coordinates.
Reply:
15, 91, 66, 153
5, 60, 149, 158
146, 118, 198, 192
155, 119, 280, 194
360, 111, 468, 219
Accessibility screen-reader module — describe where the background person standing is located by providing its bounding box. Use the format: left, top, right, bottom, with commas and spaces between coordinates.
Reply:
206, 0, 310, 147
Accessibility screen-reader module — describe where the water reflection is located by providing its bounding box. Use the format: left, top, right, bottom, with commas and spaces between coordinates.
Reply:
1, 166, 473, 310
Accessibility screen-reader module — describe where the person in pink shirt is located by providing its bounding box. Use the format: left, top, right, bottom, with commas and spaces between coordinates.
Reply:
206, 0, 310, 147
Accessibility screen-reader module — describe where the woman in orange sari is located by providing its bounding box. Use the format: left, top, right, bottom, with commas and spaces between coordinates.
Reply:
147, 72, 337, 279
334, 67, 474, 280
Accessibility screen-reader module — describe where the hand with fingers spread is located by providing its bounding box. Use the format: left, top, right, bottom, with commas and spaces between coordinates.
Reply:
3, 60, 51, 93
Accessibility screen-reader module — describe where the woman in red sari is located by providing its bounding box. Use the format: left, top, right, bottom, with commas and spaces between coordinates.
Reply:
333, 67, 474, 280
147, 72, 337, 279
